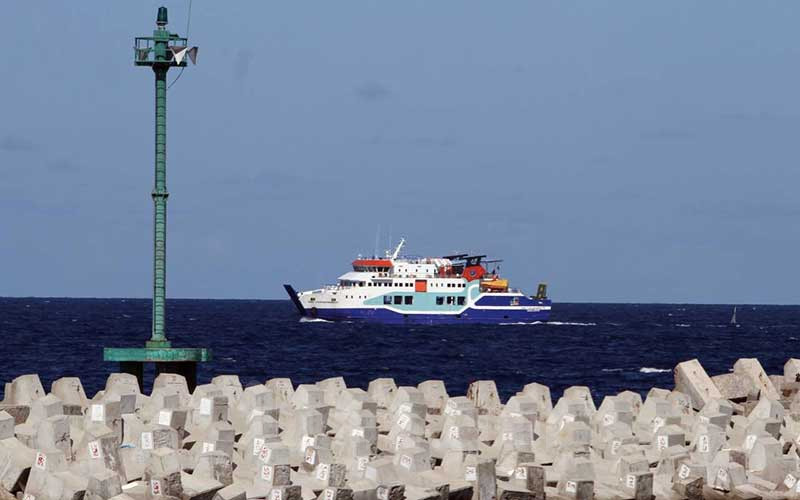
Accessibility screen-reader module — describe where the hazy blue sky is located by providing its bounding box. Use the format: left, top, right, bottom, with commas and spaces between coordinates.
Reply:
2, 2, 799, 303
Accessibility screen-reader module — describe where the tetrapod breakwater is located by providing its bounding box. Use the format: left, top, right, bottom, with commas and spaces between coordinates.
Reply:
1, 357, 799, 500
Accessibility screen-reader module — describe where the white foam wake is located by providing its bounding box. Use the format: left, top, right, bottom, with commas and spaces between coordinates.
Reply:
499, 321, 544, 326
639, 367, 671, 374
546, 321, 597, 326
299, 317, 332, 323
601, 368, 624, 372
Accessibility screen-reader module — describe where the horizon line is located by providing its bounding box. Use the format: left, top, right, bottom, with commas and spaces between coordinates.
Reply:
0, 295, 796, 307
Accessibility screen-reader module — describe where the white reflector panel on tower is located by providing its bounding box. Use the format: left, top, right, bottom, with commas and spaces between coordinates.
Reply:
171, 46, 188, 64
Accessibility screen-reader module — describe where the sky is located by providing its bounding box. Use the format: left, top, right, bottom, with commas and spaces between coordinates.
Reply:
1, 1, 800, 303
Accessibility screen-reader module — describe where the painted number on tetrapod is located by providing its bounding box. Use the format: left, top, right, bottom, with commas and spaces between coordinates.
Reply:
698, 434, 709, 453
199, 398, 212, 416
88, 441, 101, 459
141, 432, 154, 450
253, 437, 265, 456
397, 414, 410, 429
90, 404, 105, 422
301, 435, 316, 450
464, 466, 477, 481
377, 487, 388, 500
158, 410, 171, 426
316, 463, 330, 481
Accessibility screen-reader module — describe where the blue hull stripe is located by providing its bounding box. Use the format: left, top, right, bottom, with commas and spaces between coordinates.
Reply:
305, 307, 550, 325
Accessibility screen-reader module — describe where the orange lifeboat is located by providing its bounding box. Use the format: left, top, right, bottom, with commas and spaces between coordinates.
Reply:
481, 278, 509, 292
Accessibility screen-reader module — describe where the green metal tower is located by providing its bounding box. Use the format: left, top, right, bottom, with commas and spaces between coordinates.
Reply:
104, 6, 210, 391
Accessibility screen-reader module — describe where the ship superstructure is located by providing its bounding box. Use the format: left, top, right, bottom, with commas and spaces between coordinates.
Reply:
284, 239, 551, 324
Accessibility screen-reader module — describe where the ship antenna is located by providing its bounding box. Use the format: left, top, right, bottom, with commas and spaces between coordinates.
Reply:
374, 224, 380, 259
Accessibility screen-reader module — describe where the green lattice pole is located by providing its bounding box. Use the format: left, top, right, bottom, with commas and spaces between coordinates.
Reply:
149, 61, 169, 347
104, 7, 210, 379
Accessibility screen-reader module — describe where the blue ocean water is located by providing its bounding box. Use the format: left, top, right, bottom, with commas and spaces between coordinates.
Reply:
0, 298, 796, 402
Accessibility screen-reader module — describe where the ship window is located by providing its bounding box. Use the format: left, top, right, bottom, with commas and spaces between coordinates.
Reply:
394, 296, 402, 305
446, 296, 455, 305
404, 295, 413, 305
383, 296, 392, 305
457, 297, 465, 305
436, 296, 444, 305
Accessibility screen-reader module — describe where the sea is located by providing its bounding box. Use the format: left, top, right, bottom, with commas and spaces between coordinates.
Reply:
0, 298, 796, 403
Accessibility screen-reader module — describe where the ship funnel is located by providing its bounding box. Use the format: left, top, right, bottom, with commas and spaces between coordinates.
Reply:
535, 283, 548, 299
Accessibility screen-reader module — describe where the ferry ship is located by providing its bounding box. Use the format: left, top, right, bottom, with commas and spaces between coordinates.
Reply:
284, 239, 551, 324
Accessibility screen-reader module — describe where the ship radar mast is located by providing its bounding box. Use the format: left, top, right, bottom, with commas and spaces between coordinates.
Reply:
391, 238, 406, 260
